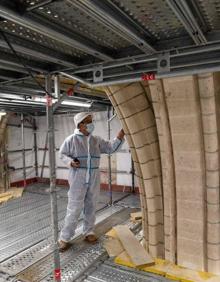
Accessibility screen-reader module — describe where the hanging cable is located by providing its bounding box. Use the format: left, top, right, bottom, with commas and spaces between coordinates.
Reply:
0, 30, 53, 97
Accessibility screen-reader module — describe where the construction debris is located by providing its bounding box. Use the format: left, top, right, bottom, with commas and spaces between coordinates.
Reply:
130, 211, 142, 222
0, 187, 24, 204
113, 225, 154, 267
103, 224, 220, 282
104, 224, 154, 267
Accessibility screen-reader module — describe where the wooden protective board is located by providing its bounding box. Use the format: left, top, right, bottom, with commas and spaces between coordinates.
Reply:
0, 187, 24, 204
115, 250, 134, 267
103, 237, 124, 257
113, 225, 154, 266
0, 194, 13, 203
8, 187, 24, 198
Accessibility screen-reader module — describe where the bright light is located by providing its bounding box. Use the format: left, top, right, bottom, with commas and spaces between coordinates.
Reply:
61, 100, 91, 108
0, 111, 6, 117
32, 97, 91, 108
33, 97, 56, 103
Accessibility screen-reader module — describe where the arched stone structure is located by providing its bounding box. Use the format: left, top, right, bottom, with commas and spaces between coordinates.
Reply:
104, 73, 220, 274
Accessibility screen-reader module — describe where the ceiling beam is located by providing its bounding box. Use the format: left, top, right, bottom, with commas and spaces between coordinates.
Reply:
0, 62, 30, 74
26, 0, 53, 12
0, 33, 79, 68
67, 0, 155, 54
0, 3, 113, 60
0, 50, 49, 73
166, 0, 207, 45
0, 69, 25, 80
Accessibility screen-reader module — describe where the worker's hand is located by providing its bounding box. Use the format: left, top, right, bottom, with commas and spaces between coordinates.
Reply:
117, 129, 125, 140
70, 159, 80, 168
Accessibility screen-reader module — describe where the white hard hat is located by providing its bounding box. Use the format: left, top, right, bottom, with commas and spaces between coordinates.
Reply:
74, 112, 93, 128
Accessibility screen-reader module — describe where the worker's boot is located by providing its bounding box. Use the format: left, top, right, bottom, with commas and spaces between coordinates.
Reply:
58, 240, 72, 252
84, 234, 98, 243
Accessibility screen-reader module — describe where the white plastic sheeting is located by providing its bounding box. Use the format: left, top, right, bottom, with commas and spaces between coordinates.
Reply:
37, 111, 134, 186
7, 112, 135, 187
8, 115, 35, 183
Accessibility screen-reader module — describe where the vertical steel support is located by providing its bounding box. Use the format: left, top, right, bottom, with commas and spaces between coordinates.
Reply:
131, 157, 135, 193
54, 75, 60, 99
21, 113, 26, 188
107, 106, 112, 205
33, 114, 38, 178
40, 133, 48, 178
46, 75, 61, 282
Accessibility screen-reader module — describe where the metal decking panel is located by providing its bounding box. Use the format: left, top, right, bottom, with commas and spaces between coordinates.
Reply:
195, 0, 220, 30
111, 0, 188, 40
35, 1, 130, 51
0, 19, 87, 58
85, 262, 170, 282
15, 206, 127, 282
0, 186, 127, 276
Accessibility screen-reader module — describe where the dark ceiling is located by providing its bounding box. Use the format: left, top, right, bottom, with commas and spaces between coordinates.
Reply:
0, 0, 220, 114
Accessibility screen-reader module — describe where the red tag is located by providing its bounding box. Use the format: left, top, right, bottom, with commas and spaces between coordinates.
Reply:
23, 180, 26, 187
54, 269, 61, 280
141, 73, 155, 81
67, 87, 74, 96
46, 95, 53, 106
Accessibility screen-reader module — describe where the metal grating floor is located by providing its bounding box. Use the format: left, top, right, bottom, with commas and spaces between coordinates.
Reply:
0, 184, 171, 282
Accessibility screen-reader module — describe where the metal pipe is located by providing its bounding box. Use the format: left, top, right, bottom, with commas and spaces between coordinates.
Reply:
59, 72, 93, 87
46, 74, 61, 282
54, 75, 60, 99
61, 63, 220, 87
21, 113, 26, 188
67, 0, 155, 53
40, 165, 130, 174
0, 75, 30, 86
33, 115, 38, 177
0, 36, 77, 68
0, 3, 112, 60
179, 0, 207, 43
8, 148, 33, 153
131, 157, 135, 193
165, 0, 206, 45
12, 165, 33, 171
107, 106, 112, 205
40, 128, 48, 179
62, 42, 220, 75
78, 55, 220, 82
26, 0, 53, 11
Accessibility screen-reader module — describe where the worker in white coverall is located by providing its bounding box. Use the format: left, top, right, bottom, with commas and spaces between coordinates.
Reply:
58, 112, 125, 251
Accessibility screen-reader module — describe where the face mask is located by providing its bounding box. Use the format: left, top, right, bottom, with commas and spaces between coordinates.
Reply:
86, 123, 95, 134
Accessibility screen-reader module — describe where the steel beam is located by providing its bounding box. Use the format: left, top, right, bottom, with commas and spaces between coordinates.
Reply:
26, 0, 53, 12
66, 41, 220, 76
60, 62, 220, 87
0, 75, 30, 86
21, 113, 27, 188
0, 85, 44, 95
45, 74, 61, 282
187, 0, 208, 32
0, 50, 49, 72
166, 0, 207, 45
0, 3, 113, 60
67, 0, 155, 54
33, 115, 38, 177
107, 106, 112, 205
0, 62, 30, 74
0, 69, 24, 80
0, 34, 79, 68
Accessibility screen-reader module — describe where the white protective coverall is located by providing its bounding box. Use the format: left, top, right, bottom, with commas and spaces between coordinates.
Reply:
59, 118, 123, 242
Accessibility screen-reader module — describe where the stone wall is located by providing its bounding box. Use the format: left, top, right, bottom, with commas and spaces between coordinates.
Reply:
104, 72, 220, 274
